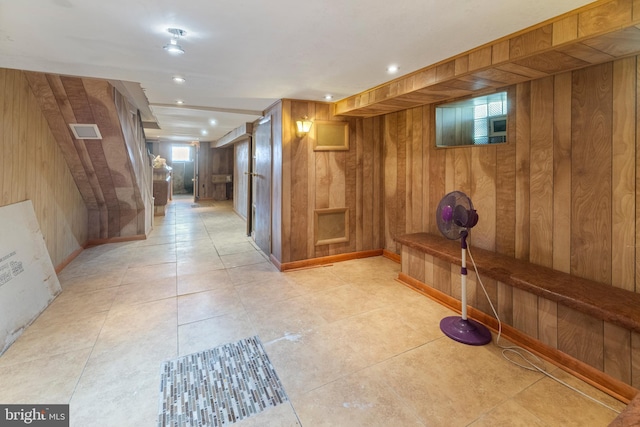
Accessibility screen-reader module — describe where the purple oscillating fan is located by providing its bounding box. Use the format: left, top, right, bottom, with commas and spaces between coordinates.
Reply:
436, 191, 492, 346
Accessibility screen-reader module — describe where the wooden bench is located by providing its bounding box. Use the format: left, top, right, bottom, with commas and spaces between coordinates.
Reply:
395, 232, 640, 420
395, 232, 640, 334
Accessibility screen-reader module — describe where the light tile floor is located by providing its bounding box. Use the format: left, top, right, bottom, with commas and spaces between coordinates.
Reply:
0, 196, 626, 426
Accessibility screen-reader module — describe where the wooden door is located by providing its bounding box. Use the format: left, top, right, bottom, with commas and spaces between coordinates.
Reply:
252, 117, 272, 255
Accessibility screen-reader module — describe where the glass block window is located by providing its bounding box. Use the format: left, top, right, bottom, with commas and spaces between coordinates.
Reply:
473, 94, 507, 145
172, 145, 192, 162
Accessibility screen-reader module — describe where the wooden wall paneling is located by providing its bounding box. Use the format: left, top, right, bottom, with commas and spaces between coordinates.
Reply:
495, 87, 517, 257
470, 145, 496, 252
428, 115, 446, 236
423, 253, 434, 287
433, 257, 451, 295
345, 118, 358, 253
558, 305, 604, 370
509, 25, 553, 59
577, 0, 633, 38
24, 84, 37, 203
25, 73, 96, 210
410, 108, 423, 233
40, 103, 52, 245
233, 140, 249, 219
48, 75, 106, 222
633, 332, 640, 387
355, 118, 364, 250
407, 247, 425, 283
553, 15, 579, 46
421, 106, 432, 232
463, 263, 478, 308
515, 82, 531, 261
475, 276, 497, 318
384, 113, 398, 252
2, 69, 14, 205
604, 322, 632, 383
328, 151, 346, 209
450, 263, 461, 302
538, 296, 558, 349
396, 110, 407, 253
0, 69, 5, 203
444, 146, 456, 194
497, 273, 513, 324
200, 143, 212, 200
571, 63, 612, 284
15, 74, 28, 202
85, 79, 134, 234
611, 57, 636, 292
314, 119, 332, 258
271, 102, 284, 263
453, 146, 471, 194
289, 101, 311, 260
404, 108, 414, 234
637, 56, 640, 293
373, 116, 384, 249
512, 287, 539, 338
492, 40, 510, 64
553, 72, 573, 273
314, 125, 333, 258
529, 76, 554, 268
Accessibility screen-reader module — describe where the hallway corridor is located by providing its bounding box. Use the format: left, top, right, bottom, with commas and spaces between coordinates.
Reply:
0, 197, 625, 426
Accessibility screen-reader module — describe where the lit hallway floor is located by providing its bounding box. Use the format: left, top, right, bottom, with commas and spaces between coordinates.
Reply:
0, 196, 626, 426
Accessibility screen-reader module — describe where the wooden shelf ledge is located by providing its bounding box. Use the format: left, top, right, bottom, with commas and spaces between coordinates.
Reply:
395, 232, 640, 334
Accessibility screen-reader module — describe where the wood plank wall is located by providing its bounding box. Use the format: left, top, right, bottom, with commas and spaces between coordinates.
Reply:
276, 100, 384, 264
233, 139, 249, 219
24, 71, 151, 240
389, 57, 640, 388
209, 145, 233, 200
0, 69, 88, 267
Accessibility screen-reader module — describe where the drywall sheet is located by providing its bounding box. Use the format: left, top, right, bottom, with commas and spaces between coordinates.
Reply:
0, 200, 61, 354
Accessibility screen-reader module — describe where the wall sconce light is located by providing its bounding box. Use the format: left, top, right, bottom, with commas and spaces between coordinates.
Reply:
296, 116, 313, 137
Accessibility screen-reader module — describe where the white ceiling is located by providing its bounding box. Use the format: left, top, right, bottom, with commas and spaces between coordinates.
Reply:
0, 0, 595, 143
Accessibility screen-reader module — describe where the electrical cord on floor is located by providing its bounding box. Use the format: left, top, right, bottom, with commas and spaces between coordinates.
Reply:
465, 242, 622, 414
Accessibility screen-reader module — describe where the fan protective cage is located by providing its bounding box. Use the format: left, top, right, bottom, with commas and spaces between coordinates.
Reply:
435, 191, 475, 240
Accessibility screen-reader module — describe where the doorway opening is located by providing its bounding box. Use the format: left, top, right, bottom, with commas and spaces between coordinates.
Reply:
171, 144, 195, 197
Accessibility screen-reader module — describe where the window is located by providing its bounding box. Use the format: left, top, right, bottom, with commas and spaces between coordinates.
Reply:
435, 91, 508, 147
472, 94, 508, 145
172, 145, 192, 161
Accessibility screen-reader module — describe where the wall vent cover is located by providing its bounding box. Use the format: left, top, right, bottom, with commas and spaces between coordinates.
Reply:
69, 124, 102, 140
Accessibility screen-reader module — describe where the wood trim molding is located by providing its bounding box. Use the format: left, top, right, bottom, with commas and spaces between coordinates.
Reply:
54, 246, 84, 274
85, 234, 147, 247
277, 249, 383, 272
397, 272, 638, 404
383, 249, 401, 263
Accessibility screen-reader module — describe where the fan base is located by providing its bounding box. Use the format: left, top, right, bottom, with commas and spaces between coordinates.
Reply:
440, 316, 492, 346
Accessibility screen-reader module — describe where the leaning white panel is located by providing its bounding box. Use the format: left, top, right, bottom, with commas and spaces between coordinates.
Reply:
0, 200, 61, 354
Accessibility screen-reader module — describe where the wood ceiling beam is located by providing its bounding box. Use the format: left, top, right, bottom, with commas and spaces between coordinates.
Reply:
334, 0, 640, 118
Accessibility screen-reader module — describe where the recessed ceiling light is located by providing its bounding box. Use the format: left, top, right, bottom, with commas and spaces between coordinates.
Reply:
324, 94, 333, 100
201, 130, 208, 136
172, 76, 186, 84
209, 119, 217, 126
387, 64, 399, 74
176, 99, 184, 105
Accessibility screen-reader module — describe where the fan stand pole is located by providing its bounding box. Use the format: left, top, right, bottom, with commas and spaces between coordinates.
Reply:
460, 233, 469, 321
439, 231, 492, 346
